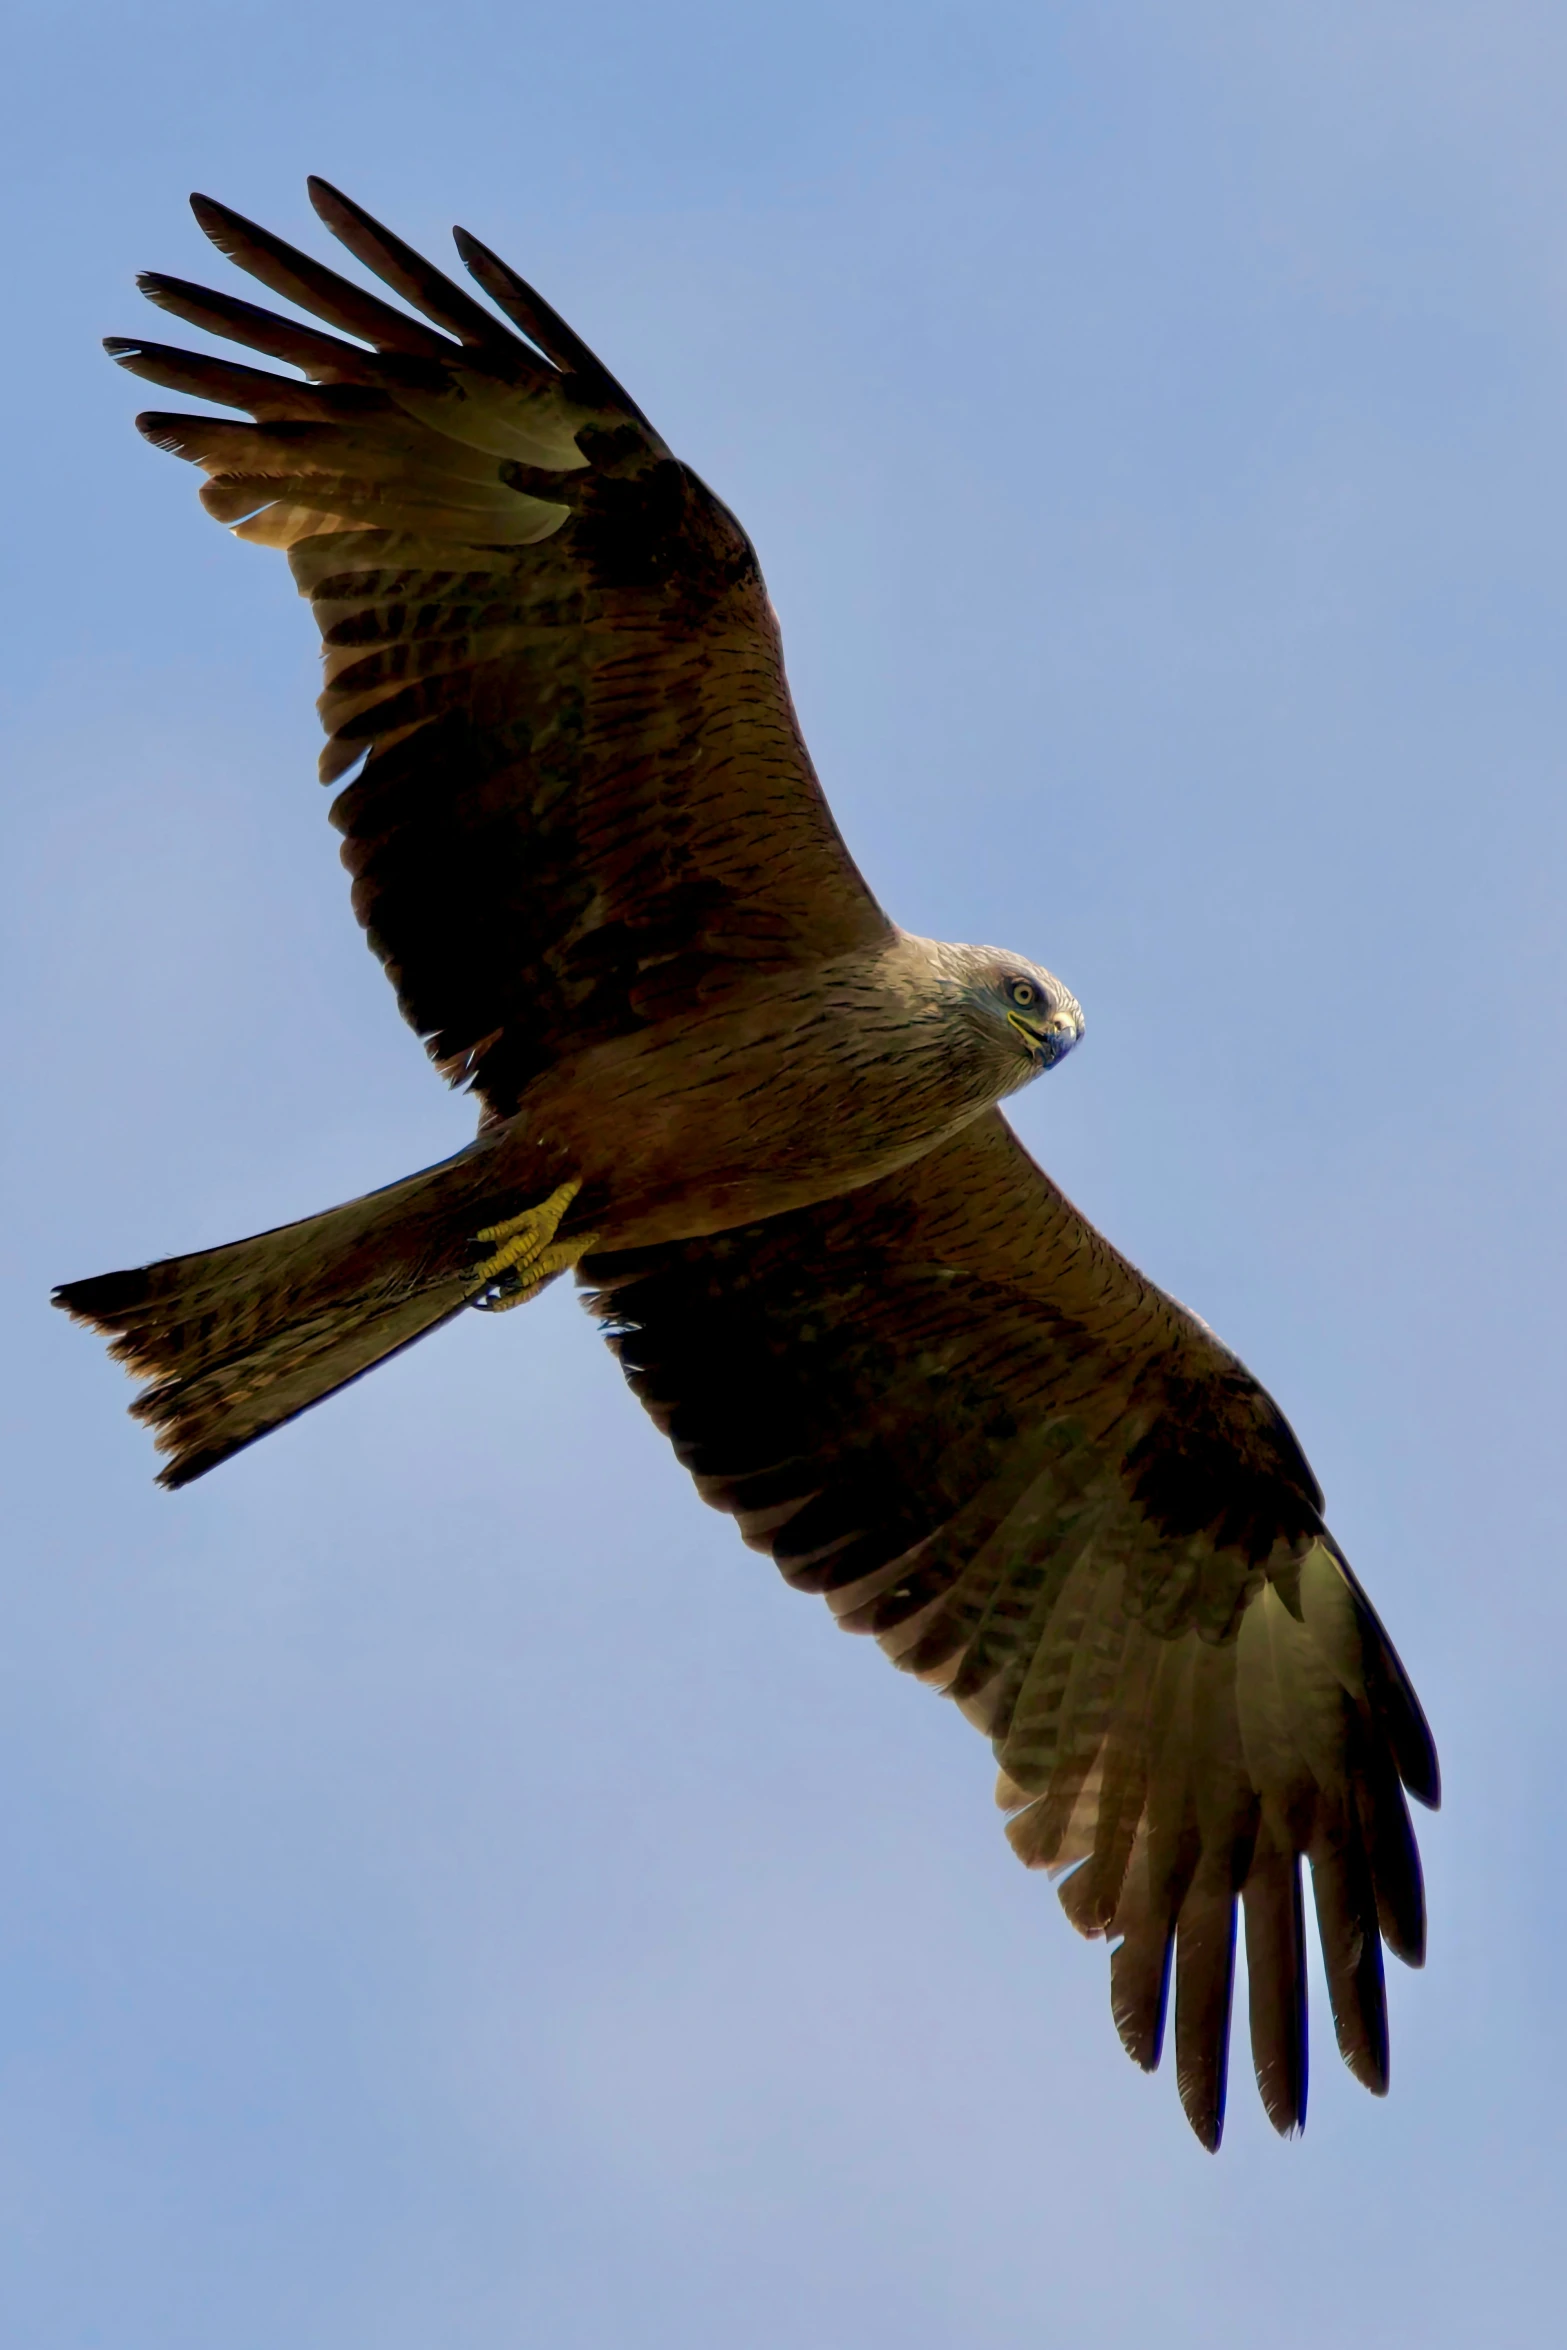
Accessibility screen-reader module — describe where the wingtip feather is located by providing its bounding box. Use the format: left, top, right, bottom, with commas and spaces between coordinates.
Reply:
306, 177, 514, 350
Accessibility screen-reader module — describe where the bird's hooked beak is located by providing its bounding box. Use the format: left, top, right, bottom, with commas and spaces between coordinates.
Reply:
1008, 1002, 1083, 1069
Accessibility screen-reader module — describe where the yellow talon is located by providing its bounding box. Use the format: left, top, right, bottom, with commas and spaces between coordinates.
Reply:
469, 1179, 593, 1310
472, 1233, 600, 1312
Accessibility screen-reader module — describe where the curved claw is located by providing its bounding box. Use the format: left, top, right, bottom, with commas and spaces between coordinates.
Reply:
467, 1178, 592, 1311
471, 1232, 599, 1312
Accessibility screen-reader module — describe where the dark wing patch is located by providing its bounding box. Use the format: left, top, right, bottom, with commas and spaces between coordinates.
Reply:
584, 1109, 1438, 2149
116, 180, 888, 1115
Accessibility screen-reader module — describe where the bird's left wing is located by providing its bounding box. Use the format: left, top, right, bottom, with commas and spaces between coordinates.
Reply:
583, 1109, 1438, 2149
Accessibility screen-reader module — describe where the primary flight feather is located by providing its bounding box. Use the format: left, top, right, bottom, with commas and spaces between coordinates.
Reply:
55, 179, 1437, 2150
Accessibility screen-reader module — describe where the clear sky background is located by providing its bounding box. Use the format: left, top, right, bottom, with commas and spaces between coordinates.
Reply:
3, 3, 1563, 2343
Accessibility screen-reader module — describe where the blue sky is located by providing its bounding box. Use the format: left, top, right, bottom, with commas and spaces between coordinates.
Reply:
3, 3, 1564, 2342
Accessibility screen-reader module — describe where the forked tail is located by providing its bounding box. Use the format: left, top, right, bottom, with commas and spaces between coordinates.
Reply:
54, 1142, 524, 1486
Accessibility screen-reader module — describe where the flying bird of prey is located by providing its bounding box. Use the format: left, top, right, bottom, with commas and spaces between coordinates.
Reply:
55, 180, 1438, 2151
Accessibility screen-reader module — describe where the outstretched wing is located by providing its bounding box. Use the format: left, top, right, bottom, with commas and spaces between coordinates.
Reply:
114, 180, 888, 1117
585, 1109, 1438, 2149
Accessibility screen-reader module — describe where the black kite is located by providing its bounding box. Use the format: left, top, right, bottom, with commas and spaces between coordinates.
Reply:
55, 182, 1437, 2150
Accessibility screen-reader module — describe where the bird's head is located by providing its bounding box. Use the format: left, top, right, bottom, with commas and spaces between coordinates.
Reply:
956, 949, 1084, 1083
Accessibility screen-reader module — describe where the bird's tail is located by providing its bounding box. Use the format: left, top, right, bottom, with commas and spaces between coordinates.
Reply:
53, 1141, 529, 1487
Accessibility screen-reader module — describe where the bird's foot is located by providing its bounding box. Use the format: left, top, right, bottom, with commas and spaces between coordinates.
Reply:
468, 1179, 598, 1313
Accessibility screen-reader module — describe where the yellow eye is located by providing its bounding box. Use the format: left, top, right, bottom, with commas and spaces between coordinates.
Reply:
1009, 980, 1036, 1008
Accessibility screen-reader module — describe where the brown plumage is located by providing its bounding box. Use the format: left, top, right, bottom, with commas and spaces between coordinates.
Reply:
55, 180, 1438, 2150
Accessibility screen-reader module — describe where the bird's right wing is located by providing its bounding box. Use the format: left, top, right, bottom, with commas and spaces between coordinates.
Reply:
113, 180, 890, 1118
585, 1108, 1438, 2149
